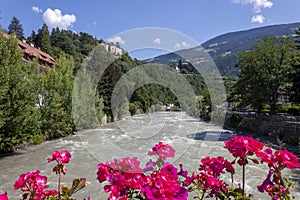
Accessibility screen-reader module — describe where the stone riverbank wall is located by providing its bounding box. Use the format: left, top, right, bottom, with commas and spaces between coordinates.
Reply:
240, 115, 300, 145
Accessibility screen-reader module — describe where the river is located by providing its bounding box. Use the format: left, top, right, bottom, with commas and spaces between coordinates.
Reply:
0, 112, 299, 199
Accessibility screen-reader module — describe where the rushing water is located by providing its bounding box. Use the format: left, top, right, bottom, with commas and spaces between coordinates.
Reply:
0, 112, 299, 199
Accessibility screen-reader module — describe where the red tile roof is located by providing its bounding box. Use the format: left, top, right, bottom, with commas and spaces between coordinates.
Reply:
2, 32, 55, 68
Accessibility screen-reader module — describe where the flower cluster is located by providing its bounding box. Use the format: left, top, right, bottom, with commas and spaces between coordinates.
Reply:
224, 135, 263, 166
257, 148, 300, 170
96, 137, 300, 200
5, 135, 300, 200
256, 148, 300, 199
97, 142, 186, 199
184, 156, 234, 198
97, 157, 144, 199
148, 141, 175, 161
14, 170, 58, 200
224, 136, 300, 200
11, 150, 87, 200
142, 163, 188, 199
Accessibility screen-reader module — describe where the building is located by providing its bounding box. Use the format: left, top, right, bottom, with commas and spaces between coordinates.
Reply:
2, 32, 56, 71
100, 42, 123, 56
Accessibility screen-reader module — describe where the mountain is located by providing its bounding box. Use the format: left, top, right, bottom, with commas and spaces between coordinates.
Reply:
147, 22, 300, 77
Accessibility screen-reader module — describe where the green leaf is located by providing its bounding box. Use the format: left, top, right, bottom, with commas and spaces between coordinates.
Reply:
69, 178, 87, 195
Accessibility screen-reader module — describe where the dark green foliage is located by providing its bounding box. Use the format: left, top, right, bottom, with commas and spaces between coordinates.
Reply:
8, 16, 24, 38
79, 32, 99, 56
291, 28, 300, 103
39, 55, 75, 138
0, 29, 96, 152
0, 32, 41, 152
232, 36, 298, 114
72, 64, 105, 129
50, 28, 100, 71
177, 59, 198, 74
98, 52, 137, 119
130, 84, 178, 113
34, 23, 52, 54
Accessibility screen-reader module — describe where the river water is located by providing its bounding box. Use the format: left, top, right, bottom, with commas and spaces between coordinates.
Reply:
0, 112, 299, 199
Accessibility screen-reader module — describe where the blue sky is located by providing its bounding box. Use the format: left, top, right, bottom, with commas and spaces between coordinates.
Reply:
0, 0, 300, 59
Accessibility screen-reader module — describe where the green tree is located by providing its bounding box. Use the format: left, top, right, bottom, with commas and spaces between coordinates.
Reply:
8, 16, 24, 38
233, 36, 297, 114
39, 54, 74, 138
35, 23, 52, 54
79, 32, 99, 56
27, 30, 36, 43
0, 31, 41, 152
290, 28, 300, 103
72, 64, 105, 129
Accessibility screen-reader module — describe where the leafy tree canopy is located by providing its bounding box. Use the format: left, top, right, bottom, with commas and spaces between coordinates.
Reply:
232, 36, 298, 114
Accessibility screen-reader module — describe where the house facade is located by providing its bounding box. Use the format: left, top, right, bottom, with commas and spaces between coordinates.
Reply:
2, 32, 56, 71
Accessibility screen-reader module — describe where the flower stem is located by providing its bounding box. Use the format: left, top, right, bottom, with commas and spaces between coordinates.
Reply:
242, 165, 245, 197
231, 173, 234, 188
200, 190, 206, 200
58, 167, 61, 199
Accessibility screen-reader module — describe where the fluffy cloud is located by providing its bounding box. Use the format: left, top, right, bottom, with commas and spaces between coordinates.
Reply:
32, 6, 43, 14
154, 38, 161, 45
108, 36, 125, 45
231, 0, 273, 23
181, 41, 189, 47
251, 14, 265, 23
231, 0, 273, 12
43, 8, 76, 30
174, 41, 190, 50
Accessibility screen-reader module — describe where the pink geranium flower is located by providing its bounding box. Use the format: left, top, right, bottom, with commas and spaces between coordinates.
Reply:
46, 150, 71, 164
97, 157, 144, 200
257, 148, 300, 170
274, 150, 300, 170
224, 135, 263, 166
148, 142, 175, 161
142, 163, 182, 199
199, 156, 234, 177
107, 157, 143, 173
0, 192, 8, 200
14, 170, 57, 199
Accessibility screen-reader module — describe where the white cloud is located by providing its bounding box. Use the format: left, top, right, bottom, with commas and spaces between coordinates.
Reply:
231, 0, 272, 23
154, 38, 161, 45
174, 41, 189, 50
181, 41, 189, 47
174, 43, 181, 50
231, 0, 273, 12
108, 36, 125, 45
42, 8, 76, 30
32, 6, 43, 14
251, 14, 265, 23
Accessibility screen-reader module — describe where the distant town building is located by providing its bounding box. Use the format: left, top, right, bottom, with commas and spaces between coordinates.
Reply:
100, 42, 123, 56
2, 32, 56, 71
